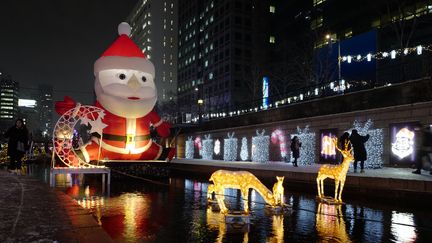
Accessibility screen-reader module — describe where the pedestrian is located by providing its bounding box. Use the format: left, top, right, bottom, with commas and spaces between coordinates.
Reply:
349, 129, 369, 173
412, 125, 432, 175
4, 119, 29, 174
290, 136, 301, 167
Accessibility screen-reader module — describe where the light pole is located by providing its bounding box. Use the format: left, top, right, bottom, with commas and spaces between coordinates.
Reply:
197, 99, 203, 124
326, 34, 341, 81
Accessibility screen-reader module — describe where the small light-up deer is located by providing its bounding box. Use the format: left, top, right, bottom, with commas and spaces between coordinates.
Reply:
316, 138, 354, 202
208, 170, 285, 214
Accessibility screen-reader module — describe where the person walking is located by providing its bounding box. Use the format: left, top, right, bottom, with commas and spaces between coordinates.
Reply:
290, 136, 301, 167
412, 125, 432, 175
349, 129, 369, 173
4, 119, 29, 174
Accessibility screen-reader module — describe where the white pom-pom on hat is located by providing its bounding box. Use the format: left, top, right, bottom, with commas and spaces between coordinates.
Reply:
118, 22, 131, 36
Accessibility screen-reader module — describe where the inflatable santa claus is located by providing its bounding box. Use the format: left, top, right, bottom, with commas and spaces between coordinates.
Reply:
56, 22, 175, 162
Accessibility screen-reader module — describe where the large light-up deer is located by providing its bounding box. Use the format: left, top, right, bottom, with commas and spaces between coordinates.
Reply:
316, 138, 354, 202
208, 170, 285, 214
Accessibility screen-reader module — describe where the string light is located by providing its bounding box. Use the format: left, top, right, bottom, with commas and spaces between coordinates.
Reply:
291, 125, 316, 166
185, 136, 194, 159
341, 44, 430, 63
240, 137, 249, 161
252, 129, 270, 162
223, 132, 238, 161
202, 134, 214, 160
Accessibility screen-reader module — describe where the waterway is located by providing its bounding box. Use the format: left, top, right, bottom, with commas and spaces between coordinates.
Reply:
32, 165, 432, 242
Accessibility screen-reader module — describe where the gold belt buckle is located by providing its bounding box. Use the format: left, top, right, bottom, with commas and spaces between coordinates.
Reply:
126, 134, 134, 143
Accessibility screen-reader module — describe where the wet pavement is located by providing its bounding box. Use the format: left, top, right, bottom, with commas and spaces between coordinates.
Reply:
0, 170, 112, 242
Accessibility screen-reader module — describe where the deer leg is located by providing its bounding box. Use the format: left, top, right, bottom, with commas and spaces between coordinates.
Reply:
338, 180, 345, 202
334, 180, 339, 200
241, 188, 249, 214
320, 178, 325, 197
316, 177, 321, 198
215, 186, 228, 214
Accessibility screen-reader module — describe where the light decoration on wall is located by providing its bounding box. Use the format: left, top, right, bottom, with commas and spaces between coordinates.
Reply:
185, 136, 194, 159
321, 134, 337, 158
291, 126, 316, 166
208, 170, 285, 214
223, 132, 238, 161
271, 129, 288, 159
194, 137, 202, 156
214, 139, 221, 155
391, 127, 415, 159
350, 119, 384, 168
340, 44, 431, 63
252, 129, 270, 162
202, 134, 214, 160
240, 137, 249, 161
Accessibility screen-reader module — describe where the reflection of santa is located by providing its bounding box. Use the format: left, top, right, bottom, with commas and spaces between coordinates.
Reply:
56, 23, 175, 161
392, 127, 415, 159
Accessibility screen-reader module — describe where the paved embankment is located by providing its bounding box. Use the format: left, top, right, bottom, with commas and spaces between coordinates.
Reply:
171, 159, 432, 201
0, 170, 113, 243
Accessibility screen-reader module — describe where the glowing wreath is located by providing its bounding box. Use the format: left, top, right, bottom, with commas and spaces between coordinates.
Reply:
53, 104, 105, 168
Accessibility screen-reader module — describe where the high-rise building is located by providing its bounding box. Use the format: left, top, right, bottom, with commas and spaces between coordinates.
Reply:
38, 84, 53, 137
127, 0, 178, 119
178, 0, 263, 122
0, 73, 19, 127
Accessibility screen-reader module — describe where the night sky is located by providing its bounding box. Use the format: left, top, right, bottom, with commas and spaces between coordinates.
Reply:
0, 0, 139, 104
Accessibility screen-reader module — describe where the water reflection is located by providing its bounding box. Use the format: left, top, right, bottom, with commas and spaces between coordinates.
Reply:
206, 207, 249, 243
391, 211, 417, 242
266, 215, 284, 243
40, 172, 432, 243
315, 203, 350, 242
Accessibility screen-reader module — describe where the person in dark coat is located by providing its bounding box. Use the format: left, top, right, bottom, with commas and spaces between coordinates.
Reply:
290, 136, 301, 167
4, 119, 29, 173
349, 129, 369, 173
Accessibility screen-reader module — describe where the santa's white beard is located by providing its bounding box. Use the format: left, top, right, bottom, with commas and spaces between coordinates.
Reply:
95, 80, 157, 118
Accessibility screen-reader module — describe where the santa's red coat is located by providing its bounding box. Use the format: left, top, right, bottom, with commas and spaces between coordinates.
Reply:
82, 102, 171, 161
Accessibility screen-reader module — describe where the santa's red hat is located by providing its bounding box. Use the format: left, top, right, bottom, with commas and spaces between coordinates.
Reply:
94, 22, 155, 76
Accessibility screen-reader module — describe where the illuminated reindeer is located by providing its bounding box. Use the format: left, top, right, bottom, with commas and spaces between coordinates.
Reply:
316, 138, 354, 202
208, 170, 284, 214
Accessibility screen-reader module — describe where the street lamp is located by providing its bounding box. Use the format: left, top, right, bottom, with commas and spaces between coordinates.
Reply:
197, 99, 203, 124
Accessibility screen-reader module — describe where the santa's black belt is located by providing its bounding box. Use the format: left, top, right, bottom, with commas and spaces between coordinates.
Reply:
101, 133, 151, 142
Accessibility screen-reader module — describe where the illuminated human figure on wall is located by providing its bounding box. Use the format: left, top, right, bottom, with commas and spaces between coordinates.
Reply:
349, 130, 369, 173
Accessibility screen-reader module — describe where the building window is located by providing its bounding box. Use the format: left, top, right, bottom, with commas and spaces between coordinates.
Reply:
269, 6, 275, 13
269, 36, 275, 43
311, 16, 323, 30
313, 0, 326, 7
209, 72, 213, 80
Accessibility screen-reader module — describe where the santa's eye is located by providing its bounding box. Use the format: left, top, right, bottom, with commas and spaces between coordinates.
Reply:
141, 76, 147, 82
118, 73, 127, 80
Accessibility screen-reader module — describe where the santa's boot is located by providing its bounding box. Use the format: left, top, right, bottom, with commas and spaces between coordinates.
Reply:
157, 147, 176, 162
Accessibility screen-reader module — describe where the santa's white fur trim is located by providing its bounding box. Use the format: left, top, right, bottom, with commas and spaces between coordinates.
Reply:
92, 136, 154, 154
94, 56, 155, 76
153, 119, 164, 128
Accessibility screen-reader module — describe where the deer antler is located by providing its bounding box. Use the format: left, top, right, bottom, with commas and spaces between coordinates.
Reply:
332, 137, 342, 152
345, 140, 353, 154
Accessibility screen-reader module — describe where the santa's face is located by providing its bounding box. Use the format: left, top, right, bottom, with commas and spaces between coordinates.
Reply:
95, 69, 157, 118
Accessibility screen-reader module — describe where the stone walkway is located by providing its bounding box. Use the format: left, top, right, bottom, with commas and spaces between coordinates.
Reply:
0, 170, 113, 243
